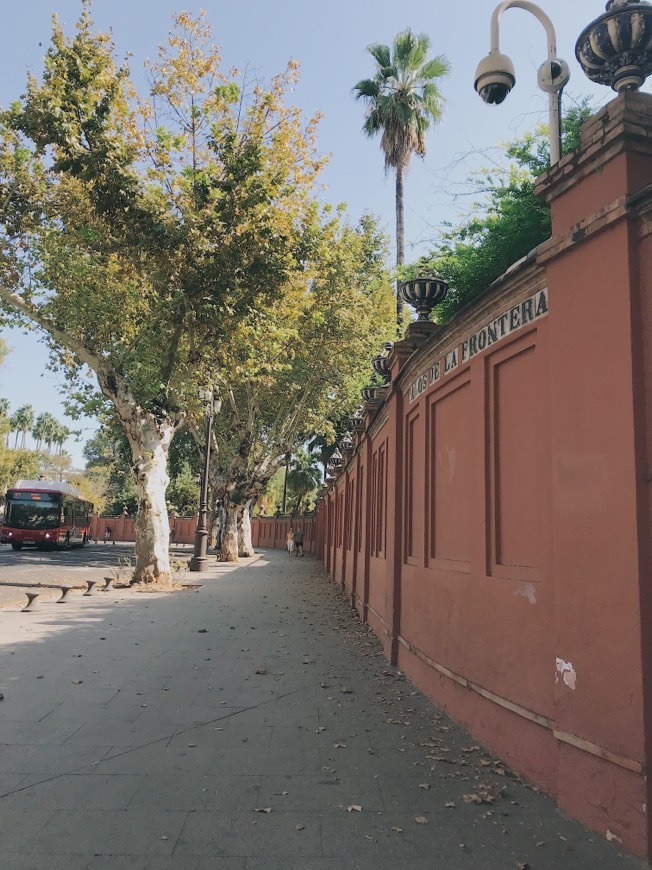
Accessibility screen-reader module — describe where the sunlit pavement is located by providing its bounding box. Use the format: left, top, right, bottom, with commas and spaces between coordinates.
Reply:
0, 549, 644, 869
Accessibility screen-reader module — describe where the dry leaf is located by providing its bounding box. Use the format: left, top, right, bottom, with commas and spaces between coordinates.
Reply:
418, 783, 430, 790
296, 824, 305, 831
253, 807, 272, 814
516, 863, 531, 870
334, 742, 348, 749
255, 666, 267, 675
340, 687, 353, 694
445, 801, 456, 808
415, 816, 429, 824
390, 826, 403, 833
463, 793, 483, 804
347, 804, 363, 812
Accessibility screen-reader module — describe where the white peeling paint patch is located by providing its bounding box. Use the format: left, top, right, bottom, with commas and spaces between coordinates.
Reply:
555, 658, 577, 690
605, 829, 622, 844
514, 583, 537, 605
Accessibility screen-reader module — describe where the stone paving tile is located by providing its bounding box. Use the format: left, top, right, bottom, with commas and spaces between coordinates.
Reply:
173, 810, 322, 858
0, 742, 112, 777
0, 853, 89, 870
0, 808, 55, 852
257, 772, 385, 813
24, 809, 188, 856
88, 859, 246, 870
127, 772, 262, 812
0, 773, 143, 811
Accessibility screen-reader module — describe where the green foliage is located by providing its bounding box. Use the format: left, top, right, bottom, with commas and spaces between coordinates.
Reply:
0, 447, 40, 496
83, 421, 136, 514
286, 450, 322, 513
1, 8, 331, 421
409, 102, 593, 322
165, 460, 199, 515
202, 211, 395, 509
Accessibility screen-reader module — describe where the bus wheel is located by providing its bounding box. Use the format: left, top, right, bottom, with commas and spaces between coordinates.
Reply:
11, 542, 23, 551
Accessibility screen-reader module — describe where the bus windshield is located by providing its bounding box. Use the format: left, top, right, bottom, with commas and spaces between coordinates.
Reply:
5, 496, 60, 530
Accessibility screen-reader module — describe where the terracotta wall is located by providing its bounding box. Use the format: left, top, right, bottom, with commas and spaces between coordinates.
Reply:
250, 516, 316, 554
90, 514, 197, 545
312, 93, 652, 860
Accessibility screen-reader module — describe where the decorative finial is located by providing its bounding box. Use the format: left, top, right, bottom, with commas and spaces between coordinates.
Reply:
576, 1, 652, 92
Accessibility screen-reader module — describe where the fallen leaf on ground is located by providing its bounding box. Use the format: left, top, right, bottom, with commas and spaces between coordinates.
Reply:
340, 687, 353, 694
390, 826, 403, 833
197, 629, 208, 633
296, 824, 305, 831
445, 802, 456, 808
334, 742, 348, 749
418, 783, 430, 790
255, 666, 267, 675
347, 804, 362, 812
253, 807, 272, 814
415, 816, 429, 824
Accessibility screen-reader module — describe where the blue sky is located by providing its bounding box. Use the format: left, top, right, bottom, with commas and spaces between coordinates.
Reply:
0, 0, 623, 466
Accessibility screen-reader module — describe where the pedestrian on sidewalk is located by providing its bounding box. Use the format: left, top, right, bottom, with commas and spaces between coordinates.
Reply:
294, 527, 304, 557
286, 528, 295, 557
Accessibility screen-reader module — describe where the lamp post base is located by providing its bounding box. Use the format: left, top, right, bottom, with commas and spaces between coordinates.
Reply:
189, 555, 212, 572
189, 523, 211, 572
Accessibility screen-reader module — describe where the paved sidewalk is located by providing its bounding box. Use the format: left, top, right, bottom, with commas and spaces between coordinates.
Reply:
0, 549, 644, 869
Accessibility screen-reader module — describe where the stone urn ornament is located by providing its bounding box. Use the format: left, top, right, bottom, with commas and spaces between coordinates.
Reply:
576, 0, 652, 92
400, 275, 449, 321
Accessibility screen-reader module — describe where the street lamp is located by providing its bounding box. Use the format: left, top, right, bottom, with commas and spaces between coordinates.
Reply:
474, 1, 570, 164
189, 388, 222, 572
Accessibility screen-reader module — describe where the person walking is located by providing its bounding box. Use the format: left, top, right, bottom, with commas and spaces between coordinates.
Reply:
294, 527, 304, 557
286, 528, 295, 557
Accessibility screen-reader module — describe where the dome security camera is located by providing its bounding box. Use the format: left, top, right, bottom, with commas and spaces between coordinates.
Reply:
537, 58, 570, 93
474, 51, 516, 104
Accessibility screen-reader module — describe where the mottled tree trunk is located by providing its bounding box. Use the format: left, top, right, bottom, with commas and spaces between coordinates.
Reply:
238, 499, 254, 557
129, 418, 174, 583
221, 501, 240, 562
102, 372, 177, 584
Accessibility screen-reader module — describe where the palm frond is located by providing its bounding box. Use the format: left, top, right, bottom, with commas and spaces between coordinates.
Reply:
353, 78, 381, 99
420, 57, 450, 80
367, 42, 391, 69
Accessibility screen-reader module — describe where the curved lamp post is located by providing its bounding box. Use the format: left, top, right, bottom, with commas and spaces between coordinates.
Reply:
576, 0, 652, 92
189, 388, 222, 572
474, 1, 570, 164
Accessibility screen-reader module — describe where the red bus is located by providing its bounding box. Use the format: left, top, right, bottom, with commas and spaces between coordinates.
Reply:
1, 480, 94, 551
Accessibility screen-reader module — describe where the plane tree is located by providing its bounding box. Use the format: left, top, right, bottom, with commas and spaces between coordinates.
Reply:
0, 7, 328, 582
186, 212, 395, 561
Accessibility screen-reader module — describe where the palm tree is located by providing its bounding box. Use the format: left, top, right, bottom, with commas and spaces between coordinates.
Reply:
354, 30, 449, 327
52, 423, 71, 455
32, 413, 48, 451
287, 450, 322, 514
12, 404, 35, 449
